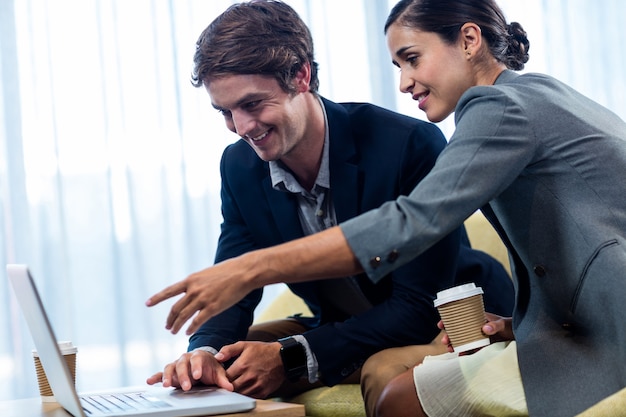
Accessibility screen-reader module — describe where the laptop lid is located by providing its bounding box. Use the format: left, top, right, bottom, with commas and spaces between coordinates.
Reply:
7, 264, 256, 417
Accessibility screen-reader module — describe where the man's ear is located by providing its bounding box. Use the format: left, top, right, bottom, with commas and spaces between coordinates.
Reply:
459, 22, 483, 57
293, 62, 312, 93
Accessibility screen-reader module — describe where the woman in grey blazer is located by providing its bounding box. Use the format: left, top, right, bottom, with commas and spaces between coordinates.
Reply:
369, 0, 626, 415
148, 0, 626, 415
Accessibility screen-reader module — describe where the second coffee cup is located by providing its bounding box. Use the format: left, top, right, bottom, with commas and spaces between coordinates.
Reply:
434, 283, 490, 353
32, 341, 77, 402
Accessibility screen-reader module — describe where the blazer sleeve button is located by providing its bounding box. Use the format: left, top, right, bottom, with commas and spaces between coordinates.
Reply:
369, 256, 382, 269
387, 250, 399, 262
533, 265, 547, 277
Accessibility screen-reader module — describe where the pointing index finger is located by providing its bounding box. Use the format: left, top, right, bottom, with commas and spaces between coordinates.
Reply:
145, 281, 187, 307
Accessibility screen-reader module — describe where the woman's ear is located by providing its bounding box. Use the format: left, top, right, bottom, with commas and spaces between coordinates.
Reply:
460, 22, 483, 58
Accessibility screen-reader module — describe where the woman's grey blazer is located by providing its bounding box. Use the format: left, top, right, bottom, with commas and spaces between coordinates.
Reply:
341, 70, 626, 416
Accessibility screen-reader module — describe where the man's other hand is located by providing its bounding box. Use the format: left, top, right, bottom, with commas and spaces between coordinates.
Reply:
146, 349, 233, 392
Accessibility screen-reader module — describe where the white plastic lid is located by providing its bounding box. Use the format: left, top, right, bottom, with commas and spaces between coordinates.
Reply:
57, 341, 77, 354
434, 283, 484, 307
33, 340, 77, 357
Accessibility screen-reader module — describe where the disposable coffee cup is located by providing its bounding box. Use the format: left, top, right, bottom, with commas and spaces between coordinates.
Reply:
32, 341, 77, 402
434, 283, 490, 353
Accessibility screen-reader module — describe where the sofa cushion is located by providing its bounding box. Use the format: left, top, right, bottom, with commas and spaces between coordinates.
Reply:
284, 385, 366, 417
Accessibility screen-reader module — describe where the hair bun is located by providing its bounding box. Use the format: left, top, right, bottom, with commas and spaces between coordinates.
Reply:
506, 22, 530, 70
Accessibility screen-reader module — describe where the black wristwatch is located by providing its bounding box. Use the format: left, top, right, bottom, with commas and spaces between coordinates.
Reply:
277, 336, 307, 382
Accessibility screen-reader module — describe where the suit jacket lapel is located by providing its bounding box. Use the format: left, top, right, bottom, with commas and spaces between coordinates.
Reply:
263, 175, 305, 243
321, 100, 375, 313
323, 98, 359, 224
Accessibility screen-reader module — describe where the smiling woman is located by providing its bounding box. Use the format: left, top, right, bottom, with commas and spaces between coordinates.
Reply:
1, 0, 625, 403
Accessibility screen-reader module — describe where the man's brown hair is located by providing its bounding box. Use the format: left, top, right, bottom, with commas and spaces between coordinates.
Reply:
191, 0, 320, 93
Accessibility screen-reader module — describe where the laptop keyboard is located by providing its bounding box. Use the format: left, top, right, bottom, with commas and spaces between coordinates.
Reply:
81, 392, 172, 414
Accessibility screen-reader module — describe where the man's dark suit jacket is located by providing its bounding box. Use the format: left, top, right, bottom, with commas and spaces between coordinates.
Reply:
189, 97, 514, 385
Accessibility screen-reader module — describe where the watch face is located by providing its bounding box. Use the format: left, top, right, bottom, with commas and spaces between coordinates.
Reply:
281, 344, 305, 366
279, 338, 307, 381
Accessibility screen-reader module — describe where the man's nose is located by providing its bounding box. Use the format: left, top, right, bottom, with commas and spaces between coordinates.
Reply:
232, 111, 255, 138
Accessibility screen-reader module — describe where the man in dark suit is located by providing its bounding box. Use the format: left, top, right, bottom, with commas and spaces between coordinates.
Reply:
146, 1, 513, 413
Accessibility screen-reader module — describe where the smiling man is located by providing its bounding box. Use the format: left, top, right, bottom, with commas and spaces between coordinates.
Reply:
146, 1, 514, 415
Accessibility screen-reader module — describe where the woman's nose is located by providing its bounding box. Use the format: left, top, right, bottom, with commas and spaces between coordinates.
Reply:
399, 71, 414, 94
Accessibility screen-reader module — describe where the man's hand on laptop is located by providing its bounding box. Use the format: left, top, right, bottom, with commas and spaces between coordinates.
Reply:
215, 341, 286, 399
146, 349, 234, 392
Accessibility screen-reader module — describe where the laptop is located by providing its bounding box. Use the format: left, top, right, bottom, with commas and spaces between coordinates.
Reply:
7, 264, 256, 417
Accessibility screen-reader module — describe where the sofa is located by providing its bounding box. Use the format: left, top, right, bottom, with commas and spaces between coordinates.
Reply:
257, 211, 625, 416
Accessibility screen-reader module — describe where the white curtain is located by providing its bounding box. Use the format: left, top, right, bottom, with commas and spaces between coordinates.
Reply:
1, 0, 625, 401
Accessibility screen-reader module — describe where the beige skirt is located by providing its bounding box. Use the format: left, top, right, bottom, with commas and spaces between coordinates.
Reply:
413, 341, 528, 416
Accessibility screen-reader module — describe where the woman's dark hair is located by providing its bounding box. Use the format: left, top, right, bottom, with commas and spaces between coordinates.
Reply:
191, 0, 319, 92
384, 0, 529, 70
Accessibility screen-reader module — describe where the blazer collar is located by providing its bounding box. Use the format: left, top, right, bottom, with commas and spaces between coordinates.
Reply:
494, 69, 519, 85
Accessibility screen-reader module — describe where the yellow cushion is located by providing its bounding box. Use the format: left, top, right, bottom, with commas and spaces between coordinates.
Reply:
464, 211, 511, 276
284, 385, 366, 417
576, 387, 626, 416
255, 286, 312, 323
